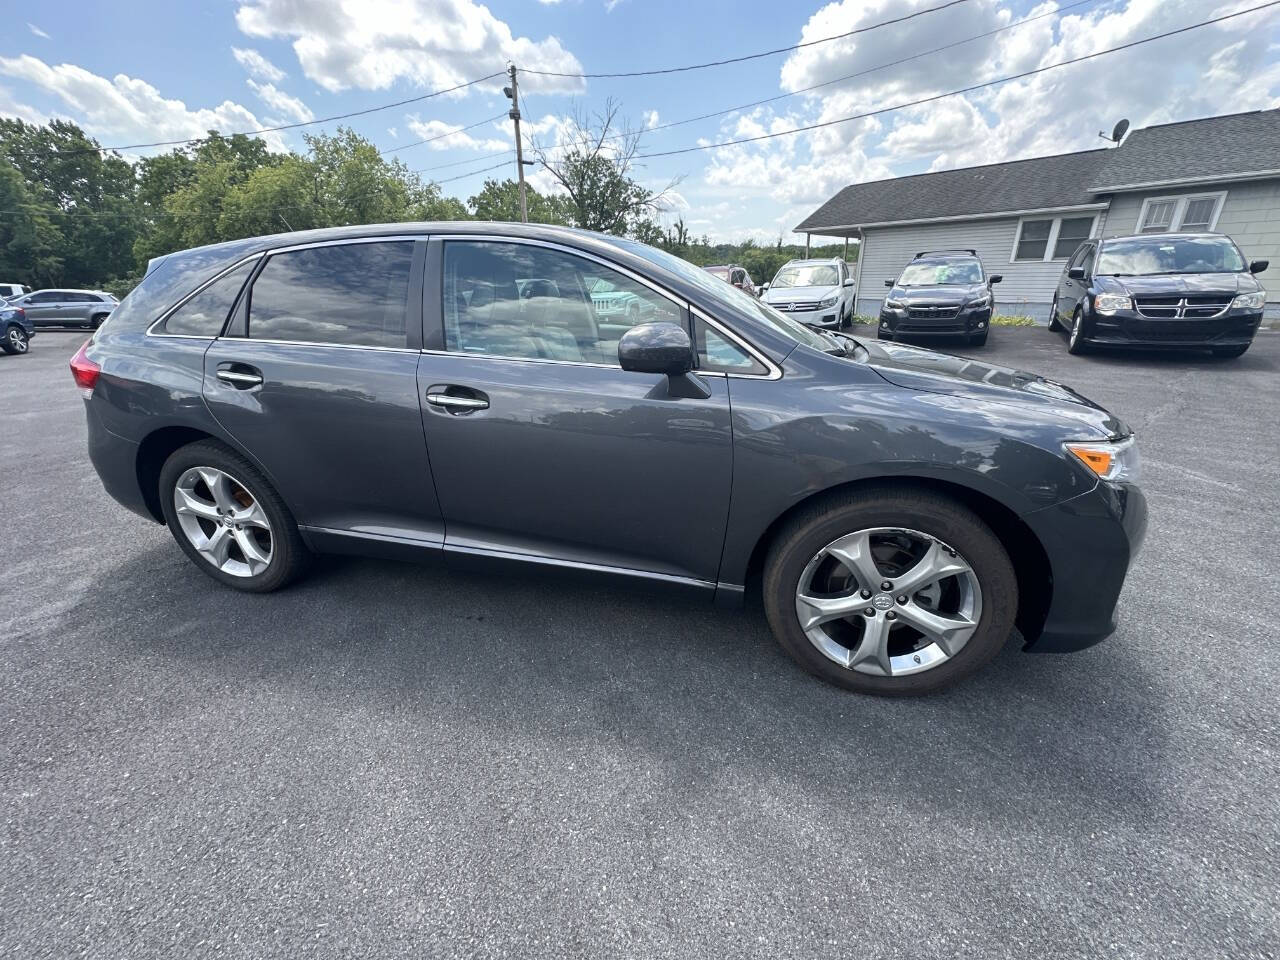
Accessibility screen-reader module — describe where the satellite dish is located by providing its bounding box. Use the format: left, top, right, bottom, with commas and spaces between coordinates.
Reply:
1099, 118, 1130, 145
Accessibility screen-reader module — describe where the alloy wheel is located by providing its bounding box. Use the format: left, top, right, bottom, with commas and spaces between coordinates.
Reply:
1070, 309, 1082, 349
172, 466, 273, 577
8, 328, 28, 353
794, 526, 982, 677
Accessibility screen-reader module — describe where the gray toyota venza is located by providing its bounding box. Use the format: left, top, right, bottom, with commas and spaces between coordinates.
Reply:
74, 223, 1146, 695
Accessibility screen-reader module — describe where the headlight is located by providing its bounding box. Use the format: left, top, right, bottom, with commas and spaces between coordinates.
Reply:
1094, 293, 1132, 316
1064, 436, 1141, 483
966, 294, 991, 310
1232, 290, 1266, 310
885, 298, 906, 309
819, 295, 838, 308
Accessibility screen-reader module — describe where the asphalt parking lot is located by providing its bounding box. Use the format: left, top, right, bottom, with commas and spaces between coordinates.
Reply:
2, 327, 1278, 959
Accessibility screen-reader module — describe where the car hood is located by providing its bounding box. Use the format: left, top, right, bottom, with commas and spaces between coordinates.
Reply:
1097, 272, 1259, 296
887, 283, 986, 304
858, 338, 1129, 438
763, 284, 837, 303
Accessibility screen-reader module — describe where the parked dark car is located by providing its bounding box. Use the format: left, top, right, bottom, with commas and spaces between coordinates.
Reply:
10, 289, 117, 328
2, 302, 34, 355
1050, 232, 1267, 357
74, 223, 1146, 696
879, 249, 1001, 346
704, 264, 758, 298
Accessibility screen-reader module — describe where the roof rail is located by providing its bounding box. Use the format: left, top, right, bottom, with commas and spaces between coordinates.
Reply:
915, 248, 977, 258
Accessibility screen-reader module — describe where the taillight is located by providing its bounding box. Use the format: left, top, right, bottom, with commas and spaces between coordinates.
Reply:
69, 340, 101, 399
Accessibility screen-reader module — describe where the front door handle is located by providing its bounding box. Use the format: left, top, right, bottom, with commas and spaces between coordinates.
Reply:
216, 363, 264, 389
425, 385, 489, 414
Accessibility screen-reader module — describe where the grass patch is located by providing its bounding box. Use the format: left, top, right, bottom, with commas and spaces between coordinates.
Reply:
850, 314, 877, 325
991, 314, 1037, 327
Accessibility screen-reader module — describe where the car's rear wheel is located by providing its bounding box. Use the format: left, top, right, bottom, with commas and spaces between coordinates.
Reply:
2, 325, 29, 355
90, 313, 108, 329
1212, 344, 1249, 359
158, 440, 308, 592
1067, 306, 1089, 355
763, 488, 1017, 695
1047, 296, 1064, 332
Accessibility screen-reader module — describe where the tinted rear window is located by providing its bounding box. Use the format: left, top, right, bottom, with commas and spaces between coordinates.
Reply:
158, 260, 256, 337
248, 241, 414, 348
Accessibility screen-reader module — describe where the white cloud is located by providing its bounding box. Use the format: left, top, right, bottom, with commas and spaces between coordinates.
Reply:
234, 0, 586, 96
405, 116, 509, 152
0, 54, 287, 152
643, 109, 659, 129
27, 23, 50, 39
247, 79, 313, 123
232, 46, 287, 84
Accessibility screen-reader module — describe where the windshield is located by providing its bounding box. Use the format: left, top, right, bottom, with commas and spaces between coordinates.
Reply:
772, 264, 839, 288
1097, 236, 1247, 276
611, 238, 834, 353
898, 260, 983, 285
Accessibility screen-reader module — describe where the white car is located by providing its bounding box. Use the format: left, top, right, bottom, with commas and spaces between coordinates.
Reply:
761, 258, 856, 329
0, 283, 31, 301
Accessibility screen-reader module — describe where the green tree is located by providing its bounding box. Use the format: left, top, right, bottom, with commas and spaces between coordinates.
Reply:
467, 177, 572, 225
0, 163, 63, 286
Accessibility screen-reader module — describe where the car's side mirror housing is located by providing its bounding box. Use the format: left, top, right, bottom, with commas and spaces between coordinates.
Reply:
843, 277, 855, 287
1068, 266, 1085, 280
988, 274, 1003, 284
618, 322, 694, 376
884, 279, 895, 288
1250, 260, 1269, 274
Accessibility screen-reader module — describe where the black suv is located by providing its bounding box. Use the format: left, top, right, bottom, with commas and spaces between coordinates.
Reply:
878, 250, 1001, 347
1050, 232, 1268, 357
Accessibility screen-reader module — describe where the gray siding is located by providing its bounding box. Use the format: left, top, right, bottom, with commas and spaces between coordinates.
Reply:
1101, 179, 1280, 307
856, 214, 1096, 321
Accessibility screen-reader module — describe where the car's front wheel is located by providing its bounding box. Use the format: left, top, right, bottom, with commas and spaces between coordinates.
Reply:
2, 325, 29, 355
1067, 306, 1089, 355
763, 488, 1017, 695
1048, 296, 1064, 332
158, 440, 308, 592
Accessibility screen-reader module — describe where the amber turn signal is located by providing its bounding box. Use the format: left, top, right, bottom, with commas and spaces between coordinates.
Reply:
1065, 444, 1114, 477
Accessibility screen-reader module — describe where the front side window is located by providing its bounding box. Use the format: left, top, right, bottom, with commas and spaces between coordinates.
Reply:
247, 241, 414, 348
1079, 245, 1097, 276
159, 260, 255, 337
772, 264, 839, 288
443, 241, 682, 365
1096, 236, 1247, 276
1014, 219, 1053, 261
899, 259, 983, 285
694, 317, 766, 375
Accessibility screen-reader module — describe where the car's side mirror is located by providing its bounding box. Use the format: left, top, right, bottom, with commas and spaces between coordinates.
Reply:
843, 277, 855, 287
988, 274, 1003, 284
759, 283, 769, 292
1250, 260, 1269, 274
618, 322, 694, 376
884, 279, 895, 288
1068, 267, 1085, 280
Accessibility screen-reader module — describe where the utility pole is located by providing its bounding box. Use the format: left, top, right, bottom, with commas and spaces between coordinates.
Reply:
504, 65, 528, 223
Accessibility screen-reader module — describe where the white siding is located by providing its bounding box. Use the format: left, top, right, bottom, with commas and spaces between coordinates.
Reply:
1102, 179, 1280, 308
856, 215, 1092, 321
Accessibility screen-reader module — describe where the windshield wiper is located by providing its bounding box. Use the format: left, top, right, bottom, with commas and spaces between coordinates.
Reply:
802, 321, 850, 355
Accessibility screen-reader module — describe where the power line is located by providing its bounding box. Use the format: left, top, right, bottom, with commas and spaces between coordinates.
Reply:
7, 72, 506, 158
635, 0, 1280, 159
425, 158, 513, 185
520, 0, 971, 78
415, 149, 512, 172
631, 0, 1100, 143
380, 113, 507, 156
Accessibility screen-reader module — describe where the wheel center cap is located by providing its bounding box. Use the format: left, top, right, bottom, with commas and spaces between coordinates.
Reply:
872, 593, 895, 611
221, 515, 235, 528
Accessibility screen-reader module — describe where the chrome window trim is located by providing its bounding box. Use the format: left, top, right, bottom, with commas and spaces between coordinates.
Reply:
417, 346, 729, 376
216, 337, 422, 354
263, 234, 427, 255
145, 253, 264, 340
434, 233, 781, 379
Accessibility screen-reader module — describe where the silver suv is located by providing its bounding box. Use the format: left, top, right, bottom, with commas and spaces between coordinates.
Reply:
7, 289, 118, 328
761, 258, 856, 329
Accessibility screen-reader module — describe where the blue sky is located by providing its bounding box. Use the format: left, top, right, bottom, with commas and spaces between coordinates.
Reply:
3, 0, 1278, 242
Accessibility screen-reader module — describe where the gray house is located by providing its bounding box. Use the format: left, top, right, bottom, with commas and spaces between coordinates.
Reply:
796, 109, 1280, 321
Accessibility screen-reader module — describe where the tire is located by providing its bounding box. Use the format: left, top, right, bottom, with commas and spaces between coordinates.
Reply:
90, 313, 108, 329
968, 330, 989, 347
2, 325, 29, 355
1047, 296, 1063, 332
158, 440, 309, 592
1211, 344, 1249, 359
1066, 307, 1089, 355
762, 487, 1017, 696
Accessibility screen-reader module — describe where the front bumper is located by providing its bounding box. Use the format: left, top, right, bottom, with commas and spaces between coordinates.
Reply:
879, 303, 992, 337
769, 302, 840, 327
1083, 308, 1262, 348
1020, 479, 1147, 653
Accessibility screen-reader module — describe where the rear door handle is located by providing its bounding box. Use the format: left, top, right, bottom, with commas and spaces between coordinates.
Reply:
425, 385, 489, 414
215, 363, 264, 389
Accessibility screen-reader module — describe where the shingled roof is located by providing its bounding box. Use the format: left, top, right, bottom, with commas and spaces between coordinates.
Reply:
1089, 108, 1280, 191
797, 108, 1280, 234
796, 149, 1111, 233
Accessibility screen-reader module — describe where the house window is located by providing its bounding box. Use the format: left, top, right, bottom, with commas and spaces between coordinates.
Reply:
1137, 192, 1226, 233
1012, 214, 1097, 262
